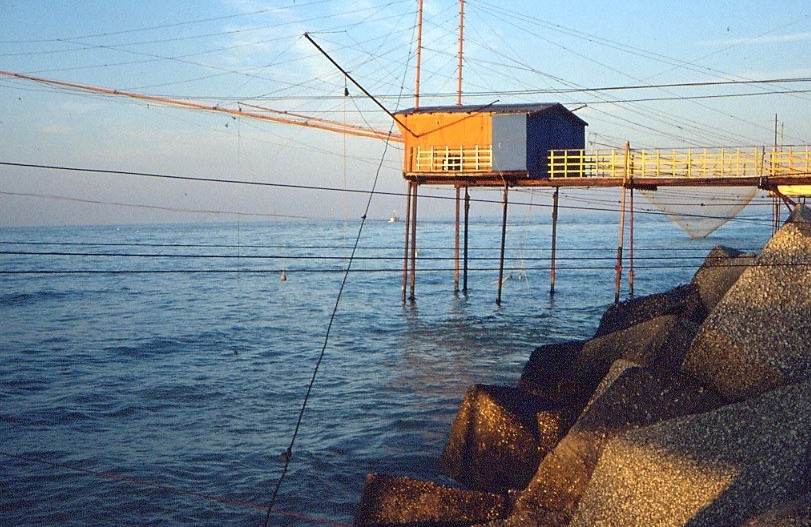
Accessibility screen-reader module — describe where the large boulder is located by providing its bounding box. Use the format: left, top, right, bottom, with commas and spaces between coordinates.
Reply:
512, 361, 721, 524
681, 204, 811, 401
569, 380, 811, 527
594, 284, 701, 337
740, 493, 811, 527
518, 340, 586, 399
440, 385, 569, 491
354, 473, 508, 527
690, 245, 755, 316
556, 314, 687, 401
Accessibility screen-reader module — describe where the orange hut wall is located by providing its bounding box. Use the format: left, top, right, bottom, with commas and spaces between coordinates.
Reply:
397, 112, 491, 172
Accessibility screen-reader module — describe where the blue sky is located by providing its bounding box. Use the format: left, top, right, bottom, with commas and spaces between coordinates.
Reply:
1, 0, 810, 226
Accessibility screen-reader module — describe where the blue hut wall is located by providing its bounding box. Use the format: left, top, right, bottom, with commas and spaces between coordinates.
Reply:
526, 108, 586, 178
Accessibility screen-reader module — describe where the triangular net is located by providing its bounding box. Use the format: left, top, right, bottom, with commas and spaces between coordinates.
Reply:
640, 186, 757, 238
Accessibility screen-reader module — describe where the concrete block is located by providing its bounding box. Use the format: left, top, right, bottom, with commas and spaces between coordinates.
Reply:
594, 284, 700, 337
440, 385, 566, 491
513, 362, 720, 521
740, 493, 811, 527
690, 245, 755, 315
569, 381, 811, 527
682, 208, 811, 401
355, 473, 508, 527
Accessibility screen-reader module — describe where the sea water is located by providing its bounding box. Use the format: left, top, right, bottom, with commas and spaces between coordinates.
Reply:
0, 210, 771, 526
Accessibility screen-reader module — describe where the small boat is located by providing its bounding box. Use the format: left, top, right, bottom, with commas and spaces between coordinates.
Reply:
388, 210, 399, 222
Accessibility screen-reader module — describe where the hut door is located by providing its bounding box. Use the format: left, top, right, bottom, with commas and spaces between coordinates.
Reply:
492, 113, 527, 173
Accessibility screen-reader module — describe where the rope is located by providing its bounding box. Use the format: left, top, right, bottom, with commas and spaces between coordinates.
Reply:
261, 97, 401, 527
0, 451, 351, 527
261, 22, 417, 526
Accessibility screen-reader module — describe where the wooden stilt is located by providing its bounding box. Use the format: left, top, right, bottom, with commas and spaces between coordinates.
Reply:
454, 186, 461, 294
550, 187, 559, 296
614, 185, 627, 305
629, 186, 635, 298
401, 181, 412, 304
496, 184, 509, 305
408, 182, 418, 302
614, 142, 631, 305
463, 186, 470, 295
773, 196, 780, 235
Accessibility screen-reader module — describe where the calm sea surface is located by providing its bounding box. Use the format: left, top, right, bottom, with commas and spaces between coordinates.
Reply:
0, 209, 772, 526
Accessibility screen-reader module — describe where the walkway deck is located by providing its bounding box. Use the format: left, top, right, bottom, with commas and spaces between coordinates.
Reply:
404, 145, 811, 190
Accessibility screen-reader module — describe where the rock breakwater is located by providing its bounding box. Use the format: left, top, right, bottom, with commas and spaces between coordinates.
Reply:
355, 204, 811, 527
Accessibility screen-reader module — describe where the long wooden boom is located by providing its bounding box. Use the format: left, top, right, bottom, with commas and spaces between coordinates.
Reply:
0, 69, 402, 143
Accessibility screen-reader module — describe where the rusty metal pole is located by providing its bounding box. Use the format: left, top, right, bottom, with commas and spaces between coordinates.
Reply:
550, 187, 559, 296
457, 0, 464, 107
496, 184, 509, 305
614, 142, 630, 304
614, 186, 627, 304
463, 186, 470, 295
408, 182, 418, 302
773, 196, 780, 235
454, 186, 461, 294
401, 180, 413, 304
629, 186, 635, 298
414, 0, 423, 109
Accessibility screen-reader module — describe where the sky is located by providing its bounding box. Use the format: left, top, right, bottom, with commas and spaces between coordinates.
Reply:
1, 0, 810, 227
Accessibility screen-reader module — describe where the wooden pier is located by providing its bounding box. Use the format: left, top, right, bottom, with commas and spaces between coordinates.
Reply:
399, 136, 811, 304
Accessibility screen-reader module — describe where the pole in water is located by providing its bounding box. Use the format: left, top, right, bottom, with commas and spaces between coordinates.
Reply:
628, 186, 635, 298
496, 183, 509, 305
454, 186, 461, 294
614, 142, 630, 304
550, 187, 559, 296
401, 181, 413, 303
408, 182, 418, 302
463, 186, 470, 295
614, 186, 627, 305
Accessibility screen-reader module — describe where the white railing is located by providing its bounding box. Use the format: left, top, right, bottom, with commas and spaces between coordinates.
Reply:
548, 146, 811, 180
410, 145, 492, 173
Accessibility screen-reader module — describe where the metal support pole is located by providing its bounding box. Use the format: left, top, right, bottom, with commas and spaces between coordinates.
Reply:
463, 186, 470, 295
454, 186, 461, 294
614, 141, 631, 305
773, 196, 780, 235
496, 184, 509, 306
401, 181, 412, 304
550, 187, 559, 296
408, 182, 418, 302
629, 186, 635, 298
457, 0, 464, 106
414, 0, 423, 109
614, 185, 627, 305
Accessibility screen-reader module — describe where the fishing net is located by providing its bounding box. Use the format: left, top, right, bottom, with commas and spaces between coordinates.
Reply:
640, 186, 757, 238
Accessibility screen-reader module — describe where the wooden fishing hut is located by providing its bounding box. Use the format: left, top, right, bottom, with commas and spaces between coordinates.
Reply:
394, 102, 587, 303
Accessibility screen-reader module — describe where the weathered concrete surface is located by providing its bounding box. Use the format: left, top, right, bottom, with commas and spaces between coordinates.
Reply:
354, 473, 508, 527
569, 380, 811, 527
441, 385, 568, 491
690, 245, 755, 316
512, 361, 721, 523
518, 341, 586, 399
556, 314, 682, 401
740, 493, 811, 527
594, 284, 700, 337
681, 205, 811, 401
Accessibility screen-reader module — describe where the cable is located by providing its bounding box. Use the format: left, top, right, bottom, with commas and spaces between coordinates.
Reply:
0, 160, 787, 228
260, 26, 414, 523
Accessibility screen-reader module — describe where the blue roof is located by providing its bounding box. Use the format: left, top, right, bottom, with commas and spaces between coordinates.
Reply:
395, 102, 587, 125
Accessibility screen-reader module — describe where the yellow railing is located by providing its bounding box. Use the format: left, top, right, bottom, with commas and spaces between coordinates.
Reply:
410, 145, 492, 173
549, 146, 811, 179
